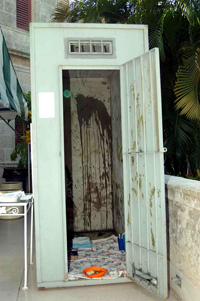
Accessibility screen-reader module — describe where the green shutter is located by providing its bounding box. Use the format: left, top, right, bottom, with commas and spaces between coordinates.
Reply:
0, 27, 28, 120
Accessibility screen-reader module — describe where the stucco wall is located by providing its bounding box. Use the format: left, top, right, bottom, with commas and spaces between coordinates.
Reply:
165, 175, 200, 300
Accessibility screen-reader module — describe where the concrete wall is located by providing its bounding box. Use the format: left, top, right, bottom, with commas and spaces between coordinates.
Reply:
165, 175, 200, 300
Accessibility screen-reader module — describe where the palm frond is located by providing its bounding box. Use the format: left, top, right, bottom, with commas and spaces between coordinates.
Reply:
164, 112, 195, 153
51, 0, 81, 23
186, 122, 200, 171
174, 46, 200, 120
51, 0, 70, 22
149, 11, 166, 61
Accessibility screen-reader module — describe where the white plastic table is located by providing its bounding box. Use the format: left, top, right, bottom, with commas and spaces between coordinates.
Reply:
0, 194, 34, 290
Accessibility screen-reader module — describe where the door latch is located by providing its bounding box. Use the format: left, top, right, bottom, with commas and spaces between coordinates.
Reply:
171, 275, 182, 288
132, 264, 158, 287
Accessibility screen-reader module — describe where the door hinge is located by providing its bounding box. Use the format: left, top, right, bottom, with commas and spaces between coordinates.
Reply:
132, 264, 157, 287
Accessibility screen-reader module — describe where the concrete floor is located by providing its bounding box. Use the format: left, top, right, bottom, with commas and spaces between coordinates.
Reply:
0, 217, 178, 301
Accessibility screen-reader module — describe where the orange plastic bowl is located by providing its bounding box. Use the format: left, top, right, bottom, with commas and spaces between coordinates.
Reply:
83, 266, 107, 278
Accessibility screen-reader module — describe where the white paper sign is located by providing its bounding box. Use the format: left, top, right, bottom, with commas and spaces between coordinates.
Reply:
39, 92, 55, 118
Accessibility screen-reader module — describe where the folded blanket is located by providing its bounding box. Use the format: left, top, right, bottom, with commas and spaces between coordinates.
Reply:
72, 242, 92, 249
72, 237, 92, 249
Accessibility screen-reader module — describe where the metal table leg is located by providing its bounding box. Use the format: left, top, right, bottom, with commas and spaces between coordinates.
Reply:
30, 200, 33, 265
22, 204, 28, 290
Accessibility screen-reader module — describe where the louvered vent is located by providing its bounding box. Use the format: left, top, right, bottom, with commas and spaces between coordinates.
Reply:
16, 0, 31, 31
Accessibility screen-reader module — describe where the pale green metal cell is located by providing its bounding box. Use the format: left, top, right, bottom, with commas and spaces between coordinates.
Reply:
31, 23, 167, 298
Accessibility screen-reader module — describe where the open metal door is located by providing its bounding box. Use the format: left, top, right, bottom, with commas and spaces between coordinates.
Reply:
120, 48, 168, 298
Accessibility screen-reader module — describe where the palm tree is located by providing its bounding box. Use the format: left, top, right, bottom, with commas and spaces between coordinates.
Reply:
52, 0, 132, 23
52, 0, 200, 176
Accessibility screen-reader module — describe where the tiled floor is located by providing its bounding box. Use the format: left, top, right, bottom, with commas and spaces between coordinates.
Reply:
0, 217, 178, 301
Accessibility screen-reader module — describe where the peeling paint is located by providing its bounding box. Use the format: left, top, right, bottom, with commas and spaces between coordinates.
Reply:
137, 117, 142, 140
149, 186, 155, 204
139, 177, 142, 190
137, 115, 144, 141
151, 228, 155, 247
136, 94, 140, 109
135, 172, 139, 184
132, 141, 136, 150
132, 188, 137, 196
149, 187, 155, 218
127, 212, 130, 225
131, 129, 133, 139
128, 193, 131, 206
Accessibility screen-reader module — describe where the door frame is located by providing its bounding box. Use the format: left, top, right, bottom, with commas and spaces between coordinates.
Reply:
59, 65, 126, 282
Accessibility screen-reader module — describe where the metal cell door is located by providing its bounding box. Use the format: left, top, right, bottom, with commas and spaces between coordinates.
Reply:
120, 48, 168, 298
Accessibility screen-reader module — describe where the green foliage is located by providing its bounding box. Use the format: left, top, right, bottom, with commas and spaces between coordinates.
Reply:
175, 46, 200, 119
51, 0, 200, 177
10, 91, 31, 168
10, 141, 28, 168
23, 91, 31, 111
52, 0, 132, 23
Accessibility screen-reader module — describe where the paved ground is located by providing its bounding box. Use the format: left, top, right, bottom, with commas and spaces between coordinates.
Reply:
0, 216, 178, 301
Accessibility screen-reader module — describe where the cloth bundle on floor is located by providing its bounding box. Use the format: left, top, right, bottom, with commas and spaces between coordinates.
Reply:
68, 235, 127, 281
72, 237, 92, 249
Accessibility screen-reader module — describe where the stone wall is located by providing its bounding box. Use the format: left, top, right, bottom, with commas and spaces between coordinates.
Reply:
165, 175, 200, 300
33, 0, 58, 23
0, 0, 57, 184
0, 0, 58, 92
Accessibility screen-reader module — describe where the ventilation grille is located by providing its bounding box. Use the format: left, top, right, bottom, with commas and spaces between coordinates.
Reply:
69, 40, 112, 55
